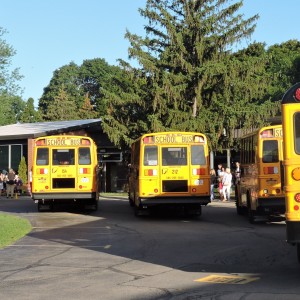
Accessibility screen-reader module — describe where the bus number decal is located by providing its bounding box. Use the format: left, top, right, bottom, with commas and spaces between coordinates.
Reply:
172, 170, 178, 174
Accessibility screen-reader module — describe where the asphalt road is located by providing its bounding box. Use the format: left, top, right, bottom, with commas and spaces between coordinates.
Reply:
0, 195, 299, 300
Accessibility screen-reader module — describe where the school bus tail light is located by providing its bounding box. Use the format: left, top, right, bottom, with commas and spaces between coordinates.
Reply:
263, 167, 278, 174
294, 193, 300, 202
144, 169, 157, 176
37, 168, 48, 175
295, 88, 300, 101
193, 168, 205, 175
80, 168, 90, 174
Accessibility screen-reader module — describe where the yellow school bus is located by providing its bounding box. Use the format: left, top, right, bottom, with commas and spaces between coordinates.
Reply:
236, 124, 285, 223
128, 132, 210, 216
281, 82, 300, 261
32, 135, 99, 211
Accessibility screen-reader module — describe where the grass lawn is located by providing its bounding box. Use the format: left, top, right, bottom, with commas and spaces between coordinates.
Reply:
0, 214, 32, 249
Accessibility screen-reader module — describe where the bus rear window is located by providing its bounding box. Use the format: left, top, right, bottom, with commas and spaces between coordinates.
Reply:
52, 149, 75, 165
79, 148, 91, 165
162, 147, 187, 166
144, 146, 158, 166
262, 140, 279, 163
36, 148, 49, 165
191, 145, 205, 165
294, 112, 300, 154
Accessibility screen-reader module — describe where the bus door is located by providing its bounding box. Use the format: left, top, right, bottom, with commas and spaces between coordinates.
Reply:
51, 148, 77, 190
259, 132, 283, 198
160, 146, 189, 194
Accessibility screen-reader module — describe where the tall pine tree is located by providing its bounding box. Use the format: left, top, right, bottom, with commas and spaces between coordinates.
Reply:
103, 0, 277, 149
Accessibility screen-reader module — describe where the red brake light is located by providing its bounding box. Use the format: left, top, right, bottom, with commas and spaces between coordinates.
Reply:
263, 167, 278, 174
36, 139, 46, 146
260, 130, 273, 138
143, 136, 154, 144
81, 139, 91, 145
295, 88, 300, 101
193, 168, 205, 175
144, 169, 157, 176
295, 193, 300, 202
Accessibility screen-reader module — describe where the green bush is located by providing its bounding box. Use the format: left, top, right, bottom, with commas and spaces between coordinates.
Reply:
18, 156, 27, 184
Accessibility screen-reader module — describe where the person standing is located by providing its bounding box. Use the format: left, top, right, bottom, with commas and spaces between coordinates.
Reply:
222, 167, 232, 201
218, 166, 225, 201
6, 168, 16, 198
234, 162, 241, 185
210, 169, 217, 201
0, 171, 4, 196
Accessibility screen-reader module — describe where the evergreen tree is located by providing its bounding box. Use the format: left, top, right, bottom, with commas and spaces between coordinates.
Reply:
17, 156, 27, 185
44, 86, 79, 120
39, 62, 82, 119
20, 97, 42, 123
103, 0, 277, 149
79, 93, 98, 119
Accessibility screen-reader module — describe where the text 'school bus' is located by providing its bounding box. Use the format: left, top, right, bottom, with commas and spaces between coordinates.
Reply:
236, 124, 285, 223
282, 82, 300, 262
128, 132, 210, 216
32, 135, 100, 211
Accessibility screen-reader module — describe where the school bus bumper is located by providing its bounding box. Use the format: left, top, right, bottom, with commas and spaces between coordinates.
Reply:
32, 192, 97, 200
139, 196, 210, 206
256, 196, 285, 214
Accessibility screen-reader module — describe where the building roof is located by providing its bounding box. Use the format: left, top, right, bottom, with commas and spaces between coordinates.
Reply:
0, 119, 102, 140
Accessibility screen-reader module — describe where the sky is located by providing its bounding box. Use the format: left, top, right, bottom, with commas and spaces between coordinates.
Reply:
1, 0, 300, 106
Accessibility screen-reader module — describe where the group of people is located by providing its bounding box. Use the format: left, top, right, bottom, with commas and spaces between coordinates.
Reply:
0, 168, 23, 198
210, 162, 241, 202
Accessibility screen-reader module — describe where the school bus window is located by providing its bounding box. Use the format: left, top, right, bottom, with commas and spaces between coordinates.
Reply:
162, 147, 187, 166
143, 146, 158, 166
191, 145, 205, 165
294, 112, 300, 154
52, 149, 75, 165
79, 148, 91, 165
36, 148, 49, 165
262, 140, 279, 163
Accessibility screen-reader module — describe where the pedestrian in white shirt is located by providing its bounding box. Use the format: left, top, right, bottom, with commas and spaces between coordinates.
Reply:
222, 167, 232, 201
